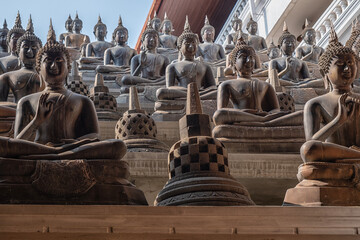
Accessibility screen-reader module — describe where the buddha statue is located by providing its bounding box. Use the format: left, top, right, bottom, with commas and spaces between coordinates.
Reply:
0, 12, 25, 74
0, 19, 9, 57
156, 17, 217, 101
283, 27, 360, 206
198, 16, 226, 63
246, 16, 267, 52
120, 19, 169, 91
295, 19, 324, 64
95, 16, 136, 74
224, 14, 248, 54
212, 38, 304, 153
64, 13, 90, 50
0, 16, 42, 103
59, 14, 73, 45
159, 12, 177, 49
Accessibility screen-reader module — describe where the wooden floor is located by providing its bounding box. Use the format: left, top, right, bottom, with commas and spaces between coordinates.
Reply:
1, 205, 360, 239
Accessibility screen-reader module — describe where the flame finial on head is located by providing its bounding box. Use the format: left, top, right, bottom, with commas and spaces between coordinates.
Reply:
118, 15, 123, 27
47, 18, 56, 43
26, 15, 34, 34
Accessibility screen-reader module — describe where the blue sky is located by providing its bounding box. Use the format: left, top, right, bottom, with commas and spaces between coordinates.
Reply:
0, 0, 152, 47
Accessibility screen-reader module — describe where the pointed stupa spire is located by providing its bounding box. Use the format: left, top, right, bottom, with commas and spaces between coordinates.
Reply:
118, 15, 123, 27
283, 21, 288, 32
204, 15, 210, 26
305, 18, 310, 28
75, 11, 79, 19
164, 12, 168, 20
154, 11, 157, 18
94, 73, 105, 87
186, 82, 203, 115
3, 19, 7, 30
14, 11, 22, 29
184, 15, 190, 31
47, 18, 56, 43
26, 15, 34, 34
97, 14, 102, 24
129, 86, 141, 111
71, 61, 79, 77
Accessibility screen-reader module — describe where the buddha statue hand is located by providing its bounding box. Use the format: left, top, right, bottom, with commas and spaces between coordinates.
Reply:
336, 93, 356, 126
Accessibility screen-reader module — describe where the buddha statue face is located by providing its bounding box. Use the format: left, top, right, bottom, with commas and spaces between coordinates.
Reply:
115, 29, 128, 44
303, 29, 316, 45
247, 22, 258, 35
327, 53, 356, 90
268, 47, 281, 60
162, 21, 172, 34
281, 37, 295, 56
234, 48, 255, 76
232, 20, 242, 31
180, 37, 197, 59
8, 32, 23, 53
151, 19, 161, 32
40, 51, 68, 86
0, 29, 8, 51
94, 25, 107, 40
202, 28, 215, 42
142, 32, 158, 51
72, 20, 82, 33
19, 39, 40, 66
65, 20, 72, 32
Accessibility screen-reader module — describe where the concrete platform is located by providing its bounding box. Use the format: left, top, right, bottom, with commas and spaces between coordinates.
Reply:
1, 205, 360, 239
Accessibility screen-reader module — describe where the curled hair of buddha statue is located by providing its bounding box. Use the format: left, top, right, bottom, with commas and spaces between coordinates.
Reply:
6, 11, 25, 44
160, 12, 173, 31
93, 15, 107, 33
229, 36, 256, 66
278, 21, 296, 46
141, 17, 159, 42
318, 24, 358, 77
346, 18, 360, 53
297, 18, 315, 42
246, 15, 257, 31
200, 15, 215, 36
267, 39, 279, 54
177, 16, 199, 48
112, 15, 128, 40
35, 19, 71, 73
16, 15, 42, 54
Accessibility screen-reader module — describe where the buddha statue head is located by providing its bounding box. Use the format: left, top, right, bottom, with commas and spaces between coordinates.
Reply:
65, 14, 73, 33
246, 16, 258, 35
16, 15, 42, 68
267, 39, 280, 60
141, 18, 159, 51
346, 18, 360, 56
112, 16, 128, 44
0, 19, 9, 52
278, 22, 296, 56
151, 11, 161, 32
36, 19, 71, 87
177, 16, 199, 59
201, 15, 215, 43
319, 25, 359, 90
229, 37, 256, 77
297, 19, 316, 45
231, 14, 242, 32
160, 12, 173, 35
7, 11, 25, 54
72, 13, 83, 34
93, 15, 107, 41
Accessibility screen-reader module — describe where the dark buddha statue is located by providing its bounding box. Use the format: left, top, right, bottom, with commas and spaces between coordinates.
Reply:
0, 19, 9, 57
0, 15, 42, 103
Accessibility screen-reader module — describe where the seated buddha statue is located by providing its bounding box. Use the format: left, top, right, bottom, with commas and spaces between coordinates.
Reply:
0, 19, 9, 58
198, 16, 226, 63
252, 40, 281, 78
59, 15, 72, 45
119, 19, 169, 91
159, 12, 177, 49
0, 16, 42, 103
246, 16, 267, 52
224, 14, 248, 54
0, 12, 25, 74
0, 23, 126, 161
95, 16, 136, 74
156, 17, 217, 101
283, 28, 360, 206
295, 19, 324, 64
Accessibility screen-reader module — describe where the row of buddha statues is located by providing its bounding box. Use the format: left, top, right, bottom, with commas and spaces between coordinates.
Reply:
0, 10, 360, 206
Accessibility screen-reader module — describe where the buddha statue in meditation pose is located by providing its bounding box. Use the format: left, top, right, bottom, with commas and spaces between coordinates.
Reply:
96, 16, 137, 74
59, 15, 73, 45
295, 19, 324, 64
0, 16, 42, 103
198, 16, 226, 63
224, 14, 248, 53
156, 16, 217, 101
0, 19, 9, 57
120, 20, 169, 88
246, 16, 267, 52
0, 12, 25, 74
85, 16, 113, 58
64, 13, 90, 50
0, 23, 126, 161
159, 13, 177, 49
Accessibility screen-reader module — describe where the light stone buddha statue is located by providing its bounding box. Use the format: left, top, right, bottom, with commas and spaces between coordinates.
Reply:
198, 15, 225, 63
59, 15, 73, 45
295, 19, 324, 64
0, 15, 42, 103
0, 19, 9, 58
0, 12, 25, 74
